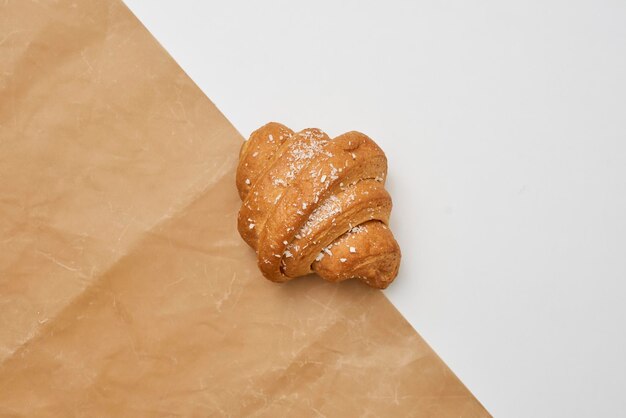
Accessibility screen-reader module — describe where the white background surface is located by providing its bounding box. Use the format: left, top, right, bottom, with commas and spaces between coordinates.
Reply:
124, 1, 626, 416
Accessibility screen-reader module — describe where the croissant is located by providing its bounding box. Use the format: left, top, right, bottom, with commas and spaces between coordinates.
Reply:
236, 122, 401, 289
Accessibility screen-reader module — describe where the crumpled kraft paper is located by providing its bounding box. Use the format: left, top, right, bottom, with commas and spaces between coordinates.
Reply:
0, 0, 490, 416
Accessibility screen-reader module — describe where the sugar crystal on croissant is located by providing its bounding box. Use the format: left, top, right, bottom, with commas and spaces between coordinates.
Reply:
236, 122, 401, 289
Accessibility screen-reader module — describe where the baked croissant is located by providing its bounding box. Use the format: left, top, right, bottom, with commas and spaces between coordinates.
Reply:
236, 122, 401, 289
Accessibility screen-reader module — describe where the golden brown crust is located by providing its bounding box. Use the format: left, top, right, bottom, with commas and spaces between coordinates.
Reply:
236, 124, 401, 289
313, 221, 401, 289
236, 122, 293, 202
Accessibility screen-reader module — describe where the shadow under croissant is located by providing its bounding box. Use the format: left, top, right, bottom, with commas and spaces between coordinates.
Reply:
279, 272, 373, 296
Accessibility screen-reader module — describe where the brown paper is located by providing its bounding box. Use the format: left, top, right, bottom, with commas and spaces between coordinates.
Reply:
0, 1, 489, 416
